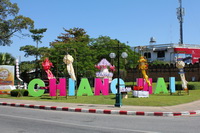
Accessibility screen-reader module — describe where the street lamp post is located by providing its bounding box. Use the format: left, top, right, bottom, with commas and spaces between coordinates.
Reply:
110, 44, 128, 107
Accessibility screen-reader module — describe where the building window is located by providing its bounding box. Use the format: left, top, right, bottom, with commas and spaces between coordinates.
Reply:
144, 52, 151, 58
157, 51, 165, 58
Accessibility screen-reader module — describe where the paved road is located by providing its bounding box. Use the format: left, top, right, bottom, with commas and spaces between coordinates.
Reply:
1, 98, 200, 116
1, 106, 200, 133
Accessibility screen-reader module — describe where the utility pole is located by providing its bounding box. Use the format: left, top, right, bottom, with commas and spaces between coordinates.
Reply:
177, 0, 185, 44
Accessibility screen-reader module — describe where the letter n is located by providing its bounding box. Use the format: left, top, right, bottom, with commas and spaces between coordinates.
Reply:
94, 78, 109, 95
136, 78, 152, 94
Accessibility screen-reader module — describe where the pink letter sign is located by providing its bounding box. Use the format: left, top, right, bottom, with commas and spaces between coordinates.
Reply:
137, 78, 152, 94
94, 78, 109, 95
49, 78, 66, 96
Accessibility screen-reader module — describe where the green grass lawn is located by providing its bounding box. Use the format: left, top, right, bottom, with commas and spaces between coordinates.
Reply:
1, 89, 200, 106
0, 82, 200, 107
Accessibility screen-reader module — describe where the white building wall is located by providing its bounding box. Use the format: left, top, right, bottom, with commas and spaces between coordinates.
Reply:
132, 43, 200, 64
164, 48, 174, 62
150, 51, 156, 62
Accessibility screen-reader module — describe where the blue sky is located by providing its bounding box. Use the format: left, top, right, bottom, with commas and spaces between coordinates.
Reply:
3, 0, 200, 61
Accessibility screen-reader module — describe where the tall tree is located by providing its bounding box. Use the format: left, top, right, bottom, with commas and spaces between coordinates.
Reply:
0, 0, 34, 46
50, 27, 95, 79
29, 28, 47, 78
53, 27, 90, 44
19, 28, 47, 78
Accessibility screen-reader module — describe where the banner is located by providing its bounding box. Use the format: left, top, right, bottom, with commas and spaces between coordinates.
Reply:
0, 65, 14, 85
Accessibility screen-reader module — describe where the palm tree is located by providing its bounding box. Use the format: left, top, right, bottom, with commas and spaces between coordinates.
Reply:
0, 53, 15, 65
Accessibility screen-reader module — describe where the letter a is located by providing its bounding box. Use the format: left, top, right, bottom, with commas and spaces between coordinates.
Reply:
77, 78, 93, 96
154, 78, 168, 94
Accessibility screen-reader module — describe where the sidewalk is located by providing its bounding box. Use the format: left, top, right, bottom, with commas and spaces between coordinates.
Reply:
1, 98, 200, 116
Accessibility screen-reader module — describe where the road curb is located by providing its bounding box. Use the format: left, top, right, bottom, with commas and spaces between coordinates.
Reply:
1, 102, 199, 117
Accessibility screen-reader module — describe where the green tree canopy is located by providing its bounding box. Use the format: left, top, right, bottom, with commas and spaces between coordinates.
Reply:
0, 0, 34, 46
50, 28, 95, 78
90, 36, 139, 69
20, 27, 139, 81
53, 27, 90, 44
19, 28, 48, 59
29, 28, 47, 45
19, 45, 49, 58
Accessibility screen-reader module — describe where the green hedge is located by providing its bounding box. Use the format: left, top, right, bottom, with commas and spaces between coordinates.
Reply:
188, 84, 195, 90
10, 89, 29, 97
167, 84, 196, 90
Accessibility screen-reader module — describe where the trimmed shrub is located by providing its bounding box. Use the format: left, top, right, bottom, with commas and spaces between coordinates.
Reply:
24, 90, 29, 96
10, 89, 19, 97
167, 84, 196, 91
188, 84, 195, 90
176, 84, 182, 90
10, 89, 29, 97
20, 89, 29, 96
